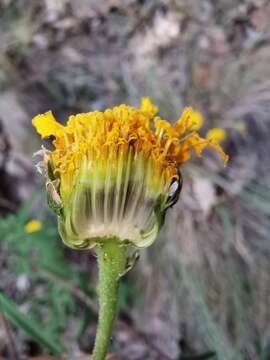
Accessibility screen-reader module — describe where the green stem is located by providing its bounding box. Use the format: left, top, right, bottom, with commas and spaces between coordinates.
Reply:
92, 239, 127, 360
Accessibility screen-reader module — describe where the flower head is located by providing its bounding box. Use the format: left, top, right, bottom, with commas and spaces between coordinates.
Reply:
24, 220, 43, 233
32, 98, 228, 249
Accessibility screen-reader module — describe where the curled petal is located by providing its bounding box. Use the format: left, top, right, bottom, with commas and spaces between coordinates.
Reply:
32, 111, 65, 138
207, 128, 226, 142
140, 97, 159, 117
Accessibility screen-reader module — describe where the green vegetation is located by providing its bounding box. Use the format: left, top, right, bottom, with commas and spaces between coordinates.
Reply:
0, 199, 91, 355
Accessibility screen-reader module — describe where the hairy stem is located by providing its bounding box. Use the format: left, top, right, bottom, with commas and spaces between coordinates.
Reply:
92, 239, 127, 360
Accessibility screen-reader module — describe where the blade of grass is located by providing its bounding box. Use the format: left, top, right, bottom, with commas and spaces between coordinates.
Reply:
1, 313, 21, 360
240, 190, 270, 215
174, 263, 243, 360
0, 292, 62, 355
181, 351, 216, 359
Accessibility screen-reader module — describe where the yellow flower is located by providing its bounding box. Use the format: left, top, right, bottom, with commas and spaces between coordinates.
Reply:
24, 220, 43, 233
32, 98, 228, 249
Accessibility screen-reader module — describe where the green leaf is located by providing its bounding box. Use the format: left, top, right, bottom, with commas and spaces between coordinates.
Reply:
0, 292, 62, 355
181, 351, 216, 359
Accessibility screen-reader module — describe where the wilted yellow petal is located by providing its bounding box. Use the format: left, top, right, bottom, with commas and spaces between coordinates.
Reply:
188, 111, 204, 130
207, 128, 226, 142
32, 111, 65, 138
140, 97, 159, 117
208, 142, 229, 165
24, 220, 43, 233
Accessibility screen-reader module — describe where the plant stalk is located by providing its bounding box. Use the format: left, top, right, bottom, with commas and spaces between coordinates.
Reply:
92, 239, 127, 360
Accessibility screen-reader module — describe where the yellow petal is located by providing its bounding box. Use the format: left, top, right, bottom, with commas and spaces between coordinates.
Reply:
24, 220, 43, 233
175, 107, 193, 132
140, 97, 159, 117
188, 110, 204, 130
175, 108, 204, 132
32, 111, 65, 138
207, 128, 226, 142
208, 141, 229, 165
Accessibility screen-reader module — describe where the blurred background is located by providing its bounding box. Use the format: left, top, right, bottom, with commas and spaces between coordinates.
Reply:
0, 0, 270, 359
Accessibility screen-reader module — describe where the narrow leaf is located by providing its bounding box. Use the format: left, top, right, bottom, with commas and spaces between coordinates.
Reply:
181, 351, 216, 360
0, 292, 62, 355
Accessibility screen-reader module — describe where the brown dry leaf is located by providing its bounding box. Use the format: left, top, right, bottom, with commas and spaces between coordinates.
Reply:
251, 4, 270, 32
209, 27, 229, 56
